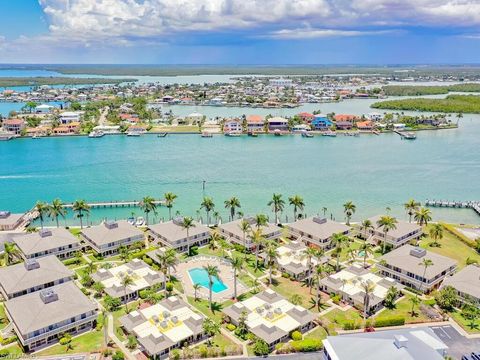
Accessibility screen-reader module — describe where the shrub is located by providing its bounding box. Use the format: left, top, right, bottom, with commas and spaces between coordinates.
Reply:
374, 316, 405, 328
226, 323, 236, 331
143, 255, 153, 265
199, 345, 208, 358
291, 338, 323, 352
291, 330, 303, 341
166, 282, 174, 293
139, 289, 149, 299
330, 294, 341, 305
282, 272, 291, 279
63, 258, 80, 266
170, 349, 180, 360
342, 321, 361, 330
112, 351, 125, 360
0, 336, 17, 346
253, 339, 270, 356
0, 350, 10, 358
127, 335, 138, 349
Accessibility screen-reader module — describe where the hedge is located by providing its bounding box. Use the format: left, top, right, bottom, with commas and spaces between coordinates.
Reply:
374, 316, 405, 327
442, 223, 476, 248
342, 321, 362, 330
291, 338, 323, 352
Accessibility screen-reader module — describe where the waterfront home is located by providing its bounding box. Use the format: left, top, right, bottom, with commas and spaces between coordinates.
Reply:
291, 124, 310, 132
394, 123, 406, 130
4, 282, 97, 352
81, 220, 145, 257
0, 255, 73, 299
323, 327, 448, 360
260, 241, 327, 280
218, 217, 282, 250
268, 117, 289, 132
311, 115, 333, 130
365, 215, 422, 248
441, 264, 480, 305
0, 211, 26, 231
59, 111, 82, 124
34, 104, 54, 114
120, 296, 206, 359
92, 259, 165, 302
368, 112, 383, 121
335, 121, 354, 130
246, 115, 265, 133
356, 120, 374, 130
223, 289, 316, 350
320, 264, 403, 315
333, 114, 358, 123
13, 228, 81, 260
52, 121, 80, 134
185, 112, 204, 125
298, 112, 314, 123
377, 245, 457, 292
223, 119, 243, 134
148, 217, 211, 253
3, 118, 25, 134
286, 216, 350, 249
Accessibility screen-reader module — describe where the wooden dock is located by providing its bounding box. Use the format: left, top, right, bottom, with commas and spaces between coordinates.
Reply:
425, 200, 480, 216
62, 199, 165, 209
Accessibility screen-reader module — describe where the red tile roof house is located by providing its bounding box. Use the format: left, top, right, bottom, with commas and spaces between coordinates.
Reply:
3, 119, 25, 134
334, 114, 358, 130
356, 120, 374, 130
246, 115, 265, 133
298, 112, 315, 123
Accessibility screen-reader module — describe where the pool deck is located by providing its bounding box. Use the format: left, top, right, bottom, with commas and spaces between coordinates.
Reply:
175, 255, 249, 302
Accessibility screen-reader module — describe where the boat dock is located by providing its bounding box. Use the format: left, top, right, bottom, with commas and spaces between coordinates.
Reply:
62, 199, 165, 209
394, 130, 416, 140
425, 200, 480, 216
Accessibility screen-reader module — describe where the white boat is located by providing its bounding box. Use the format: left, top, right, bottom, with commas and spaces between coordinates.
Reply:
126, 131, 141, 137
402, 132, 417, 140
135, 217, 145, 226
322, 131, 337, 137
32, 134, 42, 139
201, 132, 213, 138
88, 130, 105, 138
225, 132, 242, 137
273, 129, 283, 136
301, 131, 314, 138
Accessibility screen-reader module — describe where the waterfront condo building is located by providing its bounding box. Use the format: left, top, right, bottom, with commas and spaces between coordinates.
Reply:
441, 264, 480, 305
0, 255, 74, 299
0, 211, 25, 231
320, 264, 403, 315
13, 228, 81, 260
366, 215, 423, 248
91, 259, 165, 303
267, 116, 289, 131
148, 217, 211, 253
377, 245, 457, 292
81, 220, 145, 257
246, 115, 265, 133
217, 217, 282, 250
4, 282, 97, 352
120, 296, 206, 359
223, 289, 316, 350
286, 216, 350, 249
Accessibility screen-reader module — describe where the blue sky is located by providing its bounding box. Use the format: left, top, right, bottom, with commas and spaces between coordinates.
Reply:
1, 0, 480, 64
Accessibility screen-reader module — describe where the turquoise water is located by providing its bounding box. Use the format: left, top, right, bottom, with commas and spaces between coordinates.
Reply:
188, 267, 228, 293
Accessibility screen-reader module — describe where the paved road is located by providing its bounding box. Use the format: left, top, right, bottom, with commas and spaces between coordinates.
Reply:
227, 353, 324, 360
431, 325, 480, 359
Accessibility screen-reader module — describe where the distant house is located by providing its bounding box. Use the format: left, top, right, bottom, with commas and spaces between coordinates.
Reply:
223, 119, 243, 134
3, 119, 25, 134
441, 264, 480, 305
59, 111, 82, 124
185, 113, 204, 125
53, 122, 80, 134
81, 220, 145, 257
393, 123, 406, 130
268, 117, 289, 131
298, 112, 315, 123
378, 245, 457, 292
311, 115, 333, 130
286, 216, 350, 249
0, 211, 25, 231
356, 120, 374, 130
246, 115, 265, 133
335, 121, 354, 130
35, 104, 54, 114
368, 112, 383, 121
334, 114, 358, 122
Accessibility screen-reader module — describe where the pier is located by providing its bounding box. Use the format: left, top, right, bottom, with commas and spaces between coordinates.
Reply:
425, 200, 480, 216
62, 199, 165, 209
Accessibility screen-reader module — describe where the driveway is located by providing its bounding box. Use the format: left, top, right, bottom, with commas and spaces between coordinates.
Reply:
431, 325, 480, 359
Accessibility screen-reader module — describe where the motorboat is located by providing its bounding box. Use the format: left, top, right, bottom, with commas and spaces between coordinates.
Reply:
301, 131, 314, 138
201, 132, 213, 138
322, 131, 337, 137
126, 131, 141, 137
88, 130, 105, 138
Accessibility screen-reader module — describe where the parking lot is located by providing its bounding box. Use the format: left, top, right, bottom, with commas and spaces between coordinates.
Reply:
431, 325, 480, 359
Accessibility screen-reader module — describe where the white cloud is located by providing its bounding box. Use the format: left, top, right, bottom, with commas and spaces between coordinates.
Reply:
266, 28, 399, 39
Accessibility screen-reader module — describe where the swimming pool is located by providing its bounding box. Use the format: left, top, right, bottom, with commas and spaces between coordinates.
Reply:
188, 268, 228, 293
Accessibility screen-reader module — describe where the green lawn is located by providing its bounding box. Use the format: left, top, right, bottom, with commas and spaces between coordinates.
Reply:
36, 330, 105, 355
0, 303, 8, 330
68, 228, 82, 237
270, 277, 323, 313
187, 297, 233, 323
450, 310, 480, 334
2, 343, 23, 356
192, 333, 240, 352
419, 224, 480, 269
322, 308, 363, 330
374, 295, 434, 324
304, 326, 328, 340
111, 300, 141, 341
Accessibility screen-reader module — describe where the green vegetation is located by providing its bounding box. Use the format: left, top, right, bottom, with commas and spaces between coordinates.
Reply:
187, 297, 233, 323
0, 77, 135, 87
323, 308, 363, 330
36, 330, 104, 355
371, 95, 480, 113
374, 295, 434, 324
382, 83, 480, 96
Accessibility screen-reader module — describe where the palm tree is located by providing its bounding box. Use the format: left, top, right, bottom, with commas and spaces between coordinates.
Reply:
204, 265, 219, 309
48, 198, 67, 228
360, 219, 373, 239
361, 280, 376, 323
180, 217, 195, 254
250, 228, 266, 270
254, 214, 268, 230
164, 192, 178, 220
238, 219, 251, 258
200, 197, 215, 226
331, 233, 349, 271
121, 274, 134, 313
193, 283, 201, 301
409, 295, 420, 316
404, 199, 420, 223
419, 258, 434, 293
343, 201, 356, 226
224, 197, 241, 221
415, 207, 432, 226
313, 264, 328, 309
35, 201, 49, 229
209, 230, 221, 250
268, 193, 285, 224
429, 223, 444, 247
376, 215, 397, 254
202, 318, 221, 347
2, 242, 21, 266
230, 256, 243, 299
156, 248, 178, 290
288, 195, 305, 221
264, 241, 279, 285
303, 247, 320, 290
359, 242, 374, 268
139, 196, 157, 225
72, 199, 90, 229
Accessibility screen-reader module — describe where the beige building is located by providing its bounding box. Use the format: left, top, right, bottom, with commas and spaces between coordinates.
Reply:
366, 215, 423, 248
218, 217, 282, 250
286, 216, 350, 249
441, 264, 480, 304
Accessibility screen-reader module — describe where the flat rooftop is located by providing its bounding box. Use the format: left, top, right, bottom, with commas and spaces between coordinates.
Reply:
148, 218, 210, 243
218, 218, 281, 239
442, 264, 480, 300
287, 217, 350, 241
81, 220, 144, 246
